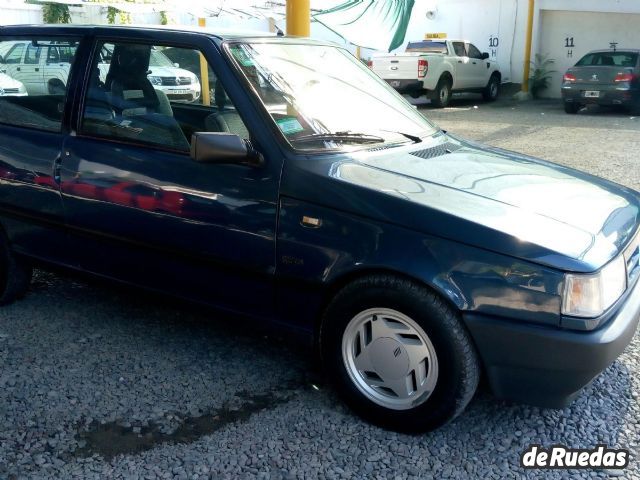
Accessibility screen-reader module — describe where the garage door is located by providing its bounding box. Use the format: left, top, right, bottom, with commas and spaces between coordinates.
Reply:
539, 10, 640, 98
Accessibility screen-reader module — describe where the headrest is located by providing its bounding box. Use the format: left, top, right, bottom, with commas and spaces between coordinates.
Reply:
112, 44, 151, 76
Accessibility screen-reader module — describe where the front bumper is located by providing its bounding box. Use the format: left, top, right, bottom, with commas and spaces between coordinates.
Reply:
463, 275, 640, 408
561, 84, 638, 106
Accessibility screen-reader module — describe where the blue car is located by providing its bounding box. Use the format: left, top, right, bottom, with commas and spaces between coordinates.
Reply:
0, 25, 638, 433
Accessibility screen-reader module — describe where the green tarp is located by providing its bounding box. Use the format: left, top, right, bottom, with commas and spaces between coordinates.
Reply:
313, 0, 415, 52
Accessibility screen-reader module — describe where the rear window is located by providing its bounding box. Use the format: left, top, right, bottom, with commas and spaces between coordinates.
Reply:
406, 41, 447, 54
576, 52, 638, 67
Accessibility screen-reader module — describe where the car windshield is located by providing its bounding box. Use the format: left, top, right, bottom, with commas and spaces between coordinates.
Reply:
150, 49, 175, 68
576, 52, 638, 67
227, 42, 437, 151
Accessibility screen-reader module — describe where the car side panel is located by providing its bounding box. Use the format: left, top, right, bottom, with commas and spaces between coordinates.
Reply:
0, 125, 68, 260
276, 196, 563, 334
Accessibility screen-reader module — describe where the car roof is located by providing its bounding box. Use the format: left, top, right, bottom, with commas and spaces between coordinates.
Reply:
583, 49, 640, 54
0, 24, 332, 45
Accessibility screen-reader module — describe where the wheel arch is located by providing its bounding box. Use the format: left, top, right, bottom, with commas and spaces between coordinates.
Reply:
439, 70, 453, 86
315, 266, 465, 345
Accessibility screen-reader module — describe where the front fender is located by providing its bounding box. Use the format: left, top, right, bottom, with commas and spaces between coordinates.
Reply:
275, 197, 563, 334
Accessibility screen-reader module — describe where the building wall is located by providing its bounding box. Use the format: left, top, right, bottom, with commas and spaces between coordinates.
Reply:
378, 0, 640, 91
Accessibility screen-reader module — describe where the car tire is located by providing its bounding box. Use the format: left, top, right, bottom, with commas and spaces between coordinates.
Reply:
0, 234, 32, 305
431, 77, 452, 108
48, 79, 66, 95
482, 74, 500, 102
320, 274, 480, 433
564, 102, 580, 114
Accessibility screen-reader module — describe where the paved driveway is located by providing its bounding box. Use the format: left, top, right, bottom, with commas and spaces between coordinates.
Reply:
1, 98, 639, 480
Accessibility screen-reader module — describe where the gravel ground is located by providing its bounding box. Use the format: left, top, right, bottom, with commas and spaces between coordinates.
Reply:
1, 96, 639, 479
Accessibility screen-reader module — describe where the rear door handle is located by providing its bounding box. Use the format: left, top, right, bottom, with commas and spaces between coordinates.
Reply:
16, 67, 20, 71
53, 153, 63, 184
34, 68, 39, 72
458, 60, 462, 63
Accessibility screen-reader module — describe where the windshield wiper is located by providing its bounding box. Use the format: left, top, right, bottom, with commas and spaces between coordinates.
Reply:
293, 132, 385, 144
379, 129, 422, 144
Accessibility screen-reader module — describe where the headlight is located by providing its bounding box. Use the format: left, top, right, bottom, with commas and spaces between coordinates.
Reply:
148, 76, 162, 86
562, 255, 627, 317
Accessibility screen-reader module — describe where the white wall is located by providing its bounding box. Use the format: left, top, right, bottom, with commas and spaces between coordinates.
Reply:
353, 0, 640, 85
0, 2, 43, 25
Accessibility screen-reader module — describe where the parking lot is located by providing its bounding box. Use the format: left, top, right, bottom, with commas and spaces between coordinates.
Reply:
1, 97, 639, 480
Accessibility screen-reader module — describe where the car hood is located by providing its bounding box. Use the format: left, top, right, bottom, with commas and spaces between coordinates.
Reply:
328, 134, 640, 272
147, 66, 196, 79
0, 73, 23, 89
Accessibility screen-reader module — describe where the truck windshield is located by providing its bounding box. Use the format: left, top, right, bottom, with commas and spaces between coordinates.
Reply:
226, 42, 437, 151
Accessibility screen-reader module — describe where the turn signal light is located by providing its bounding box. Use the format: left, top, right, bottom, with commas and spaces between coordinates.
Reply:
367, 60, 373, 68
563, 73, 576, 83
418, 59, 428, 77
615, 73, 636, 83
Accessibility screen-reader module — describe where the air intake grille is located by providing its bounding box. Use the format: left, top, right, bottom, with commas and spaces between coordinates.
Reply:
410, 142, 461, 159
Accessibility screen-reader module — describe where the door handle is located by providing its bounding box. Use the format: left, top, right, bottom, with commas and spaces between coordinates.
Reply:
16, 67, 20, 72
472, 61, 477, 65
35, 68, 39, 72
458, 60, 462, 63
53, 153, 63, 184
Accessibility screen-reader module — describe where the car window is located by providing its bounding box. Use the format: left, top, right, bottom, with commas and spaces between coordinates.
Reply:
80, 41, 249, 152
4, 43, 25, 64
576, 51, 638, 67
0, 37, 79, 132
24, 43, 41, 65
47, 45, 60, 64
406, 41, 447, 54
466, 43, 483, 59
452, 42, 467, 57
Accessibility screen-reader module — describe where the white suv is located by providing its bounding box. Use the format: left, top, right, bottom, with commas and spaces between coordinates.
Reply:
0, 40, 201, 101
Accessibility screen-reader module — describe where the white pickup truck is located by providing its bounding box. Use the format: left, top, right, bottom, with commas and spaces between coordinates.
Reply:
370, 39, 501, 107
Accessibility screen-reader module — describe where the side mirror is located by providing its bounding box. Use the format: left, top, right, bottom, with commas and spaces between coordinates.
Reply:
190, 132, 264, 167
481, 52, 490, 60
173, 62, 180, 68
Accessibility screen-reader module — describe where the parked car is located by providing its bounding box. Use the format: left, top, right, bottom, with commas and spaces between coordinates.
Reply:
561, 49, 640, 113
0, 25, 638, 433
0, 39, 200, 102
369, 39, 501, 107
0, 72, 27, 97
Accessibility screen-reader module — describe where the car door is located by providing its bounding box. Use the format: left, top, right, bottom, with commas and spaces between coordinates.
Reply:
465, 43, 489, 87
0, 34, 83, 263
15, 42, 45, 95
43, 44, 74, 94
1, 42, 27, 84
59, 33, 281, 318
451, 41, 473, 89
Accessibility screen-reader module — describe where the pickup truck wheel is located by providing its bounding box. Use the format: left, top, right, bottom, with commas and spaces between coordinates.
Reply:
320, 275, 480, 433
48, 79, 65, 95
431, 78, 452, 108
0, 237, 32, 305
564, 102, 580, 114
482, 74, 500, 102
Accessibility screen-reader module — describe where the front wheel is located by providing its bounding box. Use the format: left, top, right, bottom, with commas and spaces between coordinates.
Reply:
482, 74, 500, 102
0, 234, 32, 305
320, 275, 480, 433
